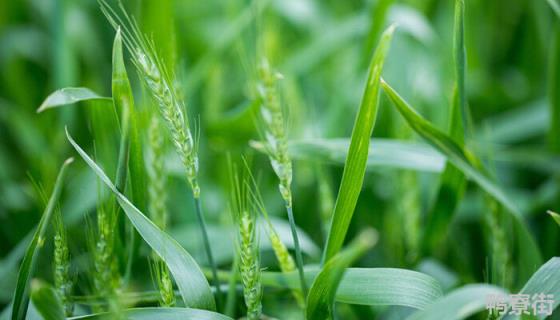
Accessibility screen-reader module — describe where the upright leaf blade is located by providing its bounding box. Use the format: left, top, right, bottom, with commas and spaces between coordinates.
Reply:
423, 0, 467, 254
66, 130, 216, 311
322, 24, 395, 262
381, 80, 542, 283
11, 158, 73, 320
37, 88, 111, 113
307, 229, 378, 320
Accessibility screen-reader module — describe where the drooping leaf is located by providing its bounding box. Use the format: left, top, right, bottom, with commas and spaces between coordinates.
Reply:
68, 307, 232, 320
37, 88, 111, 113
407, 284, 508, 320
11, 158, 74, 320
381, 80, 542, 283
260, 268, 442, 310
502, 257, 560, 319
307, 229, 378, 320
322, 24, 396, 263
30, 281, 64, 320
66, 130, 216, 311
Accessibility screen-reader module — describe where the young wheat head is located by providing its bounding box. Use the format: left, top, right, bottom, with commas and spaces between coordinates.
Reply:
99, 0, 200, 197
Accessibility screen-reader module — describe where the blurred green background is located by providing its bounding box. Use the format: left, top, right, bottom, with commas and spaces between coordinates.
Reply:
0, 0, 559, 318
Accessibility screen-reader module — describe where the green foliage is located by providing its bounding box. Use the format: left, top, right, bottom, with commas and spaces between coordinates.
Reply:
323, 24, 395, 263
3, 0, 560, 319
67, 130, 216, 311
10, 158, 73, 320
306, 229, 378, 320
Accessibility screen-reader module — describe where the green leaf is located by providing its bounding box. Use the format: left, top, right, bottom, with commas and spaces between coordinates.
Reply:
502, 257, 560, 319
11, 158, 73, 320
381, 80, 542, 284
548, 210, 560, 227
37, 88, 111, 113
260, 268, 442, 310
407, 284, 508, 320
66, 130, 216, 311
68, 307, 232, 320
547, 0, 560, 18
112, 27, 132, 192
30, 281, 64, 320
307, 229, 378, 320
549, 22, 560, 153
422, 0, 467, 254
322, 24, 396, 263
261, 138, 444, 172
111, 26, 146, 283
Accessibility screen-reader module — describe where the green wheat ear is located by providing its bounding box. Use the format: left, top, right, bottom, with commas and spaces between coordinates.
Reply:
229, 163, 262, 320
247, 172, 305, 307
99, 0, 199, 195
53, 208, 73, 317
255, 56, 307, 296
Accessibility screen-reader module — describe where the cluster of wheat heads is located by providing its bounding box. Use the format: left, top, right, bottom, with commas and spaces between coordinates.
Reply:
8, 0, 560, 319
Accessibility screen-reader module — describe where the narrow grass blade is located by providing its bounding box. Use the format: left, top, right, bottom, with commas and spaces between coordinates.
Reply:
381, 80, 542, 283
260, 267, 442, 310
112, 27, 132, 192
37, 88, 111, 113
11, 157, 73, 320
66, 130, 216, 311
68, 307, 232, 320
111, 26, 147, 283
422, 0, 467, 254
548, 210, 560, 227
502, 257, 560, 319
322, 24, 396, 263
406, 284, 508, 320
549, 21, 560, 153
30, 281, 64, 320
285, 138, 445, 172
307, 229, 378, 320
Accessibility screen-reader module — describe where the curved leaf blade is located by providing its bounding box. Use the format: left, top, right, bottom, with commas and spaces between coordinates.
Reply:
502, 257, 560, 319
381, 80, 542, 283
307, 229, 378, 320
11, 158, 73, 320
322, 24, 396, 263
37, 88, 111, 113
68, 307, 232, 320
66, 130, 216, 311
407, 284, 507, 320
261, 268, 442, 310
